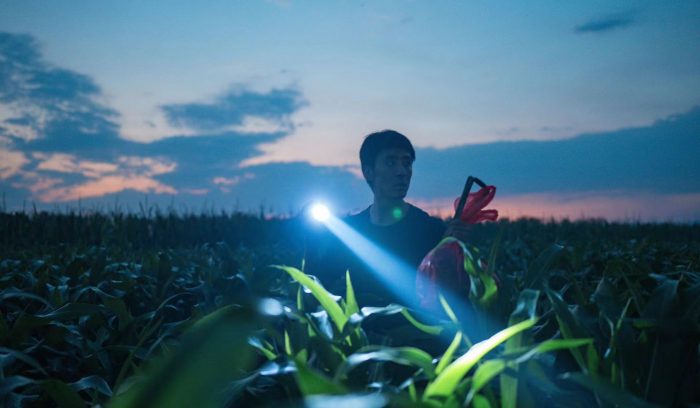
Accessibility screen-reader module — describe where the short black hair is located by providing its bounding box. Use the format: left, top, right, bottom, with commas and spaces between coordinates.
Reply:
359, 129, 415, 171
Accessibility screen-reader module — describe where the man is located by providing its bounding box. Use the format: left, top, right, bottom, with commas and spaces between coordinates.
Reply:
311, 130, 468, 307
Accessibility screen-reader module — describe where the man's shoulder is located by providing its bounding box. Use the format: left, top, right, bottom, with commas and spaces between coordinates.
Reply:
343, 206, 371, 226
407, 203, 443, 224
406, 204, 446, 237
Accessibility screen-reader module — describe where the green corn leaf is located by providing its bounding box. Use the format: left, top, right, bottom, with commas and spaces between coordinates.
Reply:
472, 394, 493, 408
469, 338, 592, 406
345, 270, 359, 318
42, 379, 86, 408
400, 308, 444, 335
274, 265, 347, 332
0, 346, 48, 376
408, 381, 417, 402
561, 372, 661, 408
109, 304, 258, 408
297, 286, 304, 311
545, 288, 589, 372
468, 359, 507, 404
523, 244, 564, 289
436, 331, 463, 375
503, 338, 594, 362
248, 337, 277, 360
424, 318, 536, 400
70, 375, 113, 397
294, 356, 347, 396
642, 277, 679, 320
36, 302, 106, 320
0, 288, 52, 307
284, 330, 293, 356
102, 296, 133, 332
439, 294, 459, 324
307, 335, 346, 372
0, 376, 35, 399
335, 346, 435, 381
501, 289, 539, 408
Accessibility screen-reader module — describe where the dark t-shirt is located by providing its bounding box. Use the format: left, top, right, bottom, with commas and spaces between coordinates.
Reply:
312, 203, 445, 307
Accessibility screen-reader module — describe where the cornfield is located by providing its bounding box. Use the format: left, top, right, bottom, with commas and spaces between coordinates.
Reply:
1, 210, 698, 407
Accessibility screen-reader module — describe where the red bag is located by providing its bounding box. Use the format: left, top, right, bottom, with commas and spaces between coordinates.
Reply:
453, 185, 498, 224
416, 179, 499, 311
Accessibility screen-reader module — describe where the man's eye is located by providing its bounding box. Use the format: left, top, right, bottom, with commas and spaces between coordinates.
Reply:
386, 159, 395, 166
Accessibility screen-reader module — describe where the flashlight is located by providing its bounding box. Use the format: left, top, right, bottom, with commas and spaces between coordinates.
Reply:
309, 202, 331, 222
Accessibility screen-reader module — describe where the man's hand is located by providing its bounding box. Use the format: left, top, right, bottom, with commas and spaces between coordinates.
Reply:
444, 218, 471, 242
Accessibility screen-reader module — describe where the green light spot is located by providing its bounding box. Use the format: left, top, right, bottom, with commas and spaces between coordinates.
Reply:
392, 207, 403, 220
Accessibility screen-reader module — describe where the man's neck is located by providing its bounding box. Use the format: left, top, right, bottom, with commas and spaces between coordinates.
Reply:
369, 198, 409, 226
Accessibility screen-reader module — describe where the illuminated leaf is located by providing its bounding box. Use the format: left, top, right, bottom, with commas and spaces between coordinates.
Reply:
274, 266, 347, 332
424, 318, 536, 400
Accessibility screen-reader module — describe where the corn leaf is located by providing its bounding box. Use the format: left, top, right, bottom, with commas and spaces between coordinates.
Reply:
42, 379, 86, 408
500, 289, 539, 408
400, 308, 444, 336
70, 375, 113, 397
562, 372, 661, 408
435, 331, 463, 375
424, 318, 536, 400
294, 356, 347, 396
335, 346, 435, 381
109, 304, 257, 408
470, 359, 507, 401
545, 288, 590, 372
344, 270, 359, 318
274, 265, 347, 332
523, 244, 564, 289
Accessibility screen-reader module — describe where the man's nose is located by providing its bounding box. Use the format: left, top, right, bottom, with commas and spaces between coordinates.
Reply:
395, 164, 410, 176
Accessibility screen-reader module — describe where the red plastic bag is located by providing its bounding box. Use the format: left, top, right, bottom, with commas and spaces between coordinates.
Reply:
416, 183, 499, 310
454, 185, 498, 224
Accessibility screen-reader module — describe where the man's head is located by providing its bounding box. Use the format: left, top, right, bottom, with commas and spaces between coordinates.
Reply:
360, 130, 415, 200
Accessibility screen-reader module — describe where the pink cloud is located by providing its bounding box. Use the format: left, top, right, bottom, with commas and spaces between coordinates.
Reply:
0, 149, 29, 179
36, 175, 177, 202
26, 177, 64, 193
20, 154, 181, 203
35, 153, 118, 178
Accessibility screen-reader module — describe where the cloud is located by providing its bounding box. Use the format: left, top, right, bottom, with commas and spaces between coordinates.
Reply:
0, 149, 28, 179
213, 174, 255, 193
411, 106, 700, 199
116, 156, 177, 177
0, 31, 316, 209
574, 13, 635, 34
0, 32, 120, 151
33, 153, 119, 177
35, 175, 177, 202
161, 88, 306, 133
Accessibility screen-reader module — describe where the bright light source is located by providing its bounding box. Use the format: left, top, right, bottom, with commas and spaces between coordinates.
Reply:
310, 203, 331, 222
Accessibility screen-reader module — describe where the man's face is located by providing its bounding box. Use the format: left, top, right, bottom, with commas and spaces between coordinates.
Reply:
364, 148, 413, 200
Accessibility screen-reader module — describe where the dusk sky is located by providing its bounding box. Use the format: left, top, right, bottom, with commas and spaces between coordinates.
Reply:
1, 1, 699, 221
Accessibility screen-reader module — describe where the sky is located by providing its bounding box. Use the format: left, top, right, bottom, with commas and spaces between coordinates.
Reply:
1, 1, 699, 222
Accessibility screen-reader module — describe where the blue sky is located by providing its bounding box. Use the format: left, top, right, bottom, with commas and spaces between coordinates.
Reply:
1, 1, 699, 221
